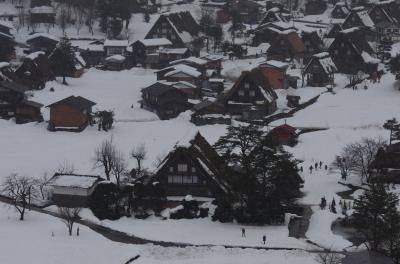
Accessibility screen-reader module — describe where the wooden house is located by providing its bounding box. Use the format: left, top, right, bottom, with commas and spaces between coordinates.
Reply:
303, 52, 337, 87
26, 33, 59, 55
103, 39, 128, 57
305, 0, 327, 15
29, 0, 56, 24
79, 42, 105, 67
156, 64, 203, 86
46, 96, 96, 132
45, 174, 104, 207
151, 131, 229, 199
268, 124, 298, 146
301, 31, 324, 61
140, 82, 191, 120
227, 0, 265, 24
258, 60, 289, 89
0, 81, 43, 123
369, 2, 400, 42
267, 31, 305, 62
341, 7, 378, 41
0, 80, 26, 119
144, 11, 201, 50
221, 69, 278, 121
371, 143, 400, 183
328, 28, 379, 74
0, 21, 14, 36
15, 51, 55, 90
129, 38, 172, 65
330, 2, 349, 19
253, 21, 297, 46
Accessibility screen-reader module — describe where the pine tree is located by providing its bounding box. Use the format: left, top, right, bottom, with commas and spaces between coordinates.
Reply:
49, 36, 75, 85
353, 183, 400, 252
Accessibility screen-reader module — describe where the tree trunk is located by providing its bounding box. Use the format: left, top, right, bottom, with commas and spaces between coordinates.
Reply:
62, 74, 67, 85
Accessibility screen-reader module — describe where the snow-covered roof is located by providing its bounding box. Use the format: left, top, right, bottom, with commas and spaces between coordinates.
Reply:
104, 39, 129, 47
170, 56, 208, 66
356, 10, 375, 27
159, 48, 188, 54
25, 51, 45, 60
201, 54, 224, 61
361, 51, 380, 64
30, 6, 55, 14
259, 60, 289, 69
164, 64, 201, 78
138, 38, 172, 47
26, 32, 59, 42
105, 54, 126, 62
0, 20, 14, 30
75, 52, 86, 67
47, 174, 102, 189
0, 62, 10, 69
171, 81, 197, 89
175, 130, 199, 148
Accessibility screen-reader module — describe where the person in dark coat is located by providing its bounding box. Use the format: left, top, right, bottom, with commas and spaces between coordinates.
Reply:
319, 161, 322, 168
309, 166, 313, 174
242, 228, 246, 237
325, 164, 328, 170
315, 163, 318, 169
262, 235, 266, 245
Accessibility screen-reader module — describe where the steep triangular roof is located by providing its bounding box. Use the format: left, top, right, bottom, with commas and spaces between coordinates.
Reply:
46, 96, 96, 110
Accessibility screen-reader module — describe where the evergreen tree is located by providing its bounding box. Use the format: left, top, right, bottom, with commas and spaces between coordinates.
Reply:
49, 36, 75, 85
228, 9, 244, 45
353, 183, 400, 253
96, 0, 131, 34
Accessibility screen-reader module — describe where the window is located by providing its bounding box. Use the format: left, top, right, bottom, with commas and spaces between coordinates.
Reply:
183, 176, 192, 184
162, 28, 167, 33
173, 175, 182, 183
171, 34, 176, 40
334, 50, 339, 55
168, 175, 173, 183
347, 50, 351, 55
341, 42, 345, 47
169, 166, 174, 172
178, 164, 188, 172
192, 176, 198, 184
244, 82, 250, 89
162, 22, 167, 27
249, 90, 255, 97
238, 90, 245, 96
107, 47, 123, 56
192, 167, 196, 173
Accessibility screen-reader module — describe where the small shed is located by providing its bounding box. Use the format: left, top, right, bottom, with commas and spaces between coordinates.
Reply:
46, 95, 96, 132
268, 123, 298, 146
45, 173, 104, 207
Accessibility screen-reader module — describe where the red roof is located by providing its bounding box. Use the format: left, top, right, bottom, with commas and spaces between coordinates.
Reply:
270, 124, 297, 140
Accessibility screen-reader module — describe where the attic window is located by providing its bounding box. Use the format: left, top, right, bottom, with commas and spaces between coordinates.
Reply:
244, 82, 250, 89
178, 164, 188, 172
238, 90, 245, 96
347, 50, 351, 55
249, 90, 256, 97
169, 166, 174, 172
192, 167, 196, 173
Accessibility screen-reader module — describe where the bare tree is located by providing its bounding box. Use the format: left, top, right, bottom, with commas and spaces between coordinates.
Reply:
55, 160, 75, 175
1, 174, 38, 220
130, 144, 147, 175
36, 172, 50, 200
112, 151, 127, 187
340, 137, 386, 183
94, 137, 116, 180
315, 251, 342, 264
59, 7, 68, 34
332, 155, 354, 180
58, 207, 81, 236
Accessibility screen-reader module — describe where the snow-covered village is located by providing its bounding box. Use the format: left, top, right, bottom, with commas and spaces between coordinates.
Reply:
2, 0, 400, 263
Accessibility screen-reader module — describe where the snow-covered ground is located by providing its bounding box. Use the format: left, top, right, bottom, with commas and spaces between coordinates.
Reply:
0, 204, 320, 264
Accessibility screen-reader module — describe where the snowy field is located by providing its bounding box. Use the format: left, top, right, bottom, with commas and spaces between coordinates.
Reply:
0, 204, 320, 264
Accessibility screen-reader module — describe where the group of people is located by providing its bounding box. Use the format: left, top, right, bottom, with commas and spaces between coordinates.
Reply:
241, 228, 267, 245
298, 161, 328, 174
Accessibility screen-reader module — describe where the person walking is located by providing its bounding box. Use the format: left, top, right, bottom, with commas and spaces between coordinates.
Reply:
262, 235, 266, 245
309, 166, 313, 174
319, 161, 322, 168
241, 228, 246, 237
